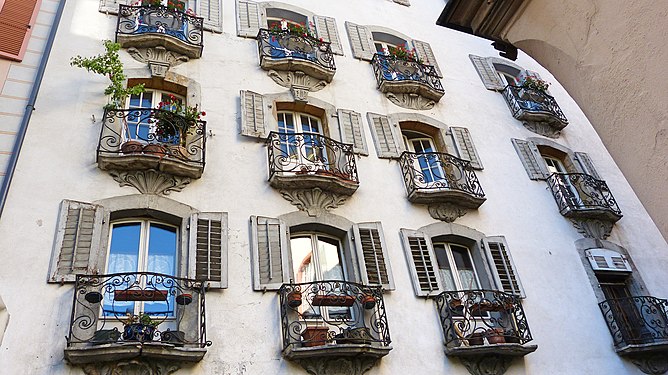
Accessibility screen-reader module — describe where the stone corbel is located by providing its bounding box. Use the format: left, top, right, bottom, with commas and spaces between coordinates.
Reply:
428, 203, 467, 222
570, 218, 614, 240
386, 93, 436, 110
628, 352, 668, 375
279, 188, 349, 217
267, 70, 328, 102
82, 359, 180, 375
298, 356, 377, 375
522, 121, 561, 138
109, 169, 191, 195
458, 354, 513, 375
127, 46, 189, 78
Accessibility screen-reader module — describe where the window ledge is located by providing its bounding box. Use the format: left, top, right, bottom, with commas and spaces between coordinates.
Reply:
378, 79, 445, 103
64, 342, 207, 365
269, 172, 359, 196
407, 188, 486, 209
615, 341, 668, 356
117, 33, 203, 59
283, 343, 392, 360
98, 153, 204, 179
445, 343, 537, 357
260, 57, 336, 82
560, 206, 622, 223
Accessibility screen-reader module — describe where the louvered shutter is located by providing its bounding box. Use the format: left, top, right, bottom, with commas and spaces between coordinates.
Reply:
345, 21, 375, 61
511, 138, 549, 180
240, 90, 267, 138
469, 55, 506, 91
367, 112, 402, 159
99, 0, 131, 15
574, 152, 601, 179
352, 222, 395, 290
585, 249, 632, 273
48, 200, 104, 283
236, 0, 261, 37
412, 40, 442, 78
482, 236, 525, 298
314, 15, 342, 55
337, 109, 367, 155
400, 229, 444, 297
189, 212, 227, 289
250, 216, 290, 291
200, 0, 222, 33
450, 127, 483, 170
393, 0, 411, 6
0, 0, 39, 61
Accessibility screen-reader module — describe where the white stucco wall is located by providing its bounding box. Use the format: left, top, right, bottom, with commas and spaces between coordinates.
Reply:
0, 0, 666, 374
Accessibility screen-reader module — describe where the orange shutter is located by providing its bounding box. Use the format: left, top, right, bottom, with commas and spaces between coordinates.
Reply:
0, 0, 41, 61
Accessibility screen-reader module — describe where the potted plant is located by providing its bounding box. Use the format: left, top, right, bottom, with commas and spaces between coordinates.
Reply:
122, 313, 159, 341
166, 0, 186, 12
301, 324, 330, 347
153, 94, 205, 149
486, 328, 506, 344
386, 44, 422, 64
287, 289, 302, 308
139, 0, 162, 7
361, 294, 376, 309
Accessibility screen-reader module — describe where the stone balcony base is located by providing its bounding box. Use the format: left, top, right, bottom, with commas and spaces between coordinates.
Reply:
65, 342, 207, 364
98, 153, 203, 179
407, 188, 486, 209
117, 33, 202, 59
261, 58, 335, 83
378, 79, 444, 103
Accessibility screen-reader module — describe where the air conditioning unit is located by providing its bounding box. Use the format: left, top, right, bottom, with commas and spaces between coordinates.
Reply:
585, 248, 632, 273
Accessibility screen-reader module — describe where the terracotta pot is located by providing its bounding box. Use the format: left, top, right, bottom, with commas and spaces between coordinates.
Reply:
143, 143, 167, 156
466, 332, 484, 346
362, 294, 376, 309
287, 290, 302, 308
301, 326, 329, 347
487, 328, 506, 344
120, 140, 143, 154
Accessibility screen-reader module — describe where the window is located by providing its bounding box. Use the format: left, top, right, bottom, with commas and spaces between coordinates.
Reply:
512, 138, 600, 180
434, 243, 481, 291
469, 55, 525, 91
126, 90, 185, 144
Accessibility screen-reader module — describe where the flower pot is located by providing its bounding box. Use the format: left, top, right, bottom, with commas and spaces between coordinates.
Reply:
176, 293, 192, 305
161, 329, 186, 346
92, 329, 121, 345
167, 145, 190, 160
143, 143, 167, 157
487, 328, 506, 344
466, 332, 484, 346
312, 294, 356, 307
287, 290, 302, 308
123, 323, 156, 342
504, 330, 520, 343
121, 140, 143, 154
301, 326, 329, 347
362, 294, 376, 309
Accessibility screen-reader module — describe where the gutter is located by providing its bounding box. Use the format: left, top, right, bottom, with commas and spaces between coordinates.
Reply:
0, 0, 67, 218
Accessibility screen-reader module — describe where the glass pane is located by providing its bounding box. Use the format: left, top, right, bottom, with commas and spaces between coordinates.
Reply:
105, 223, 142, 316
434, 243, 456, 291
144, 223, 177, 316
291, 237, 315, 284
451, 245, 479, 290
316, 236, 344, 280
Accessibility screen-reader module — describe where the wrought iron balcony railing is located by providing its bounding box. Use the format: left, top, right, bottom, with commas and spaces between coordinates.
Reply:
116, 4, 204, 56
371, 54, 444, 97
257, 29, 336, 73
599, 296, 668, 350
435, 289, 533, 351
502, 85, 568, 127
267, 132, 358, 183
546, 173, 622, 220
66, 272, 210, 350
279, 281, 391, 351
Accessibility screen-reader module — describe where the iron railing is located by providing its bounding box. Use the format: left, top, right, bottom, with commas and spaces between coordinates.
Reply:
267, 132, 358, 182
502, 85, 568, 125
257, 29, 336, 71
546, 173, 621, 217
116, 5, 204, 49
371, 54, 444, 93
599, 296, 668, 348
279, 281, 391, 350
98, 108, 206, 165
399, 151, 485, 198
435, 290, 533, 349
67, 272, 210, 348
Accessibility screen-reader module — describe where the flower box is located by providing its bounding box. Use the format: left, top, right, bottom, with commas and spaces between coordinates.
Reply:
311, 294, 356, 307
114, 289, 168, 301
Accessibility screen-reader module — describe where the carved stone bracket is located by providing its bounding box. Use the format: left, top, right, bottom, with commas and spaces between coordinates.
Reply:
386, 93, 436, 110
298, 356, 377, 375
110, 169, 191, 195
459, 354, 513, 375
628, 352, 668, 375
428, 203, 467, 222
267, 70, 328, 102
127, 46, 189, 77
82, 359, 180, 375
571, 218, 614, 240
279, 188, 349, 217
522, 121, 561, 138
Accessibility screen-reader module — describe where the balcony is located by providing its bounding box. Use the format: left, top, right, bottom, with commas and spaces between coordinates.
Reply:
116, 4, 204, 59
399, 151, 486, 208
547, 173, 622, 222
267, 132, 359, 196
64, 272, 210, 365
502, 85, 568, 128
434, 290, 537, 358
97, 108, 206, 179
279, 281, 392, 362
257, 29, 336, 83
371, 54, 445, 104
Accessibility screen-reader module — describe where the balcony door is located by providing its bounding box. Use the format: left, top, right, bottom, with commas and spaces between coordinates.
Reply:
542, 155, 583, 208
403, 131, 448, 189
126, 90, 184, 145
277, 112, 328, 172
433, 242, 481, 292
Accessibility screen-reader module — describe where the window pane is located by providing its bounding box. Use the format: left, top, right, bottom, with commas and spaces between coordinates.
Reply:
451, 245, 479, 290
147, 223, 177, 275
434, 243, 456, 291
316, 236, 344, 281
106, 223, 142, 315
291, 237, 315, 284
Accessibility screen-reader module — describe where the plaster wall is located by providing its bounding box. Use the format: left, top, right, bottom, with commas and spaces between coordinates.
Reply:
0, 0, 665, 374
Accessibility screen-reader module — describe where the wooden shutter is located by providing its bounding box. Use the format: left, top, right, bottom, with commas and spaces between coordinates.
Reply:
99, 0, 131, 15
189, 212, 227, 289
200, 0, 222, 33
393, 0, 411, 6
0, 0, 40, 61
345, 21, 375, 61
482, 236, 525, 298
353, 222, 395, 290
240, 90, 267, 138
511, 138, 549, 180
400, 229, 444, 297
574, 152, 601, 179
469, 55, 506, 91
250, 216, 290, 291
236, 0, 261, 38
450, 127, 483, 170
314, 15, 343, 55
367, 112, 402, 159
48, 200, 104, 283
337, 109, 367, 155
412, 40, 442, 78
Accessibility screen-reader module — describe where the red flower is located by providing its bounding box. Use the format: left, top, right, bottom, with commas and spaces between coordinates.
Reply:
201, 111, 206, 116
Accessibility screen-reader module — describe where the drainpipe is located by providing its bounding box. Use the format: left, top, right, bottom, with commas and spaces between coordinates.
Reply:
0, 0, 67, 218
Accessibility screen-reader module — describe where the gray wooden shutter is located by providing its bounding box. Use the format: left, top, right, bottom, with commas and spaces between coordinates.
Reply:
189, 212, 227, 289
400, 229, 444, 297
345, 21, 375, 61
48, 200, 104, 283
200, 0, 222, 33
250, 216, 290, 291
352, 222, 395, 290
99, 0, 130, 14
337, 109, 367, 155
236, 0, 261, 38
482, 236, 525, 298
314, 15, 343, 55
367, 112, 402, 159
574, 152, 601, 179
511, 138, 549, 180
469, 54, 506, 91
393, 0, 410, 6
450, 127, 483, 170
412, 40, 442, 77
240, 90, 267, 138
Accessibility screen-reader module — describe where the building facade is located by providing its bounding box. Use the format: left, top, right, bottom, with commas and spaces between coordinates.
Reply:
0, 0, 667, 374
